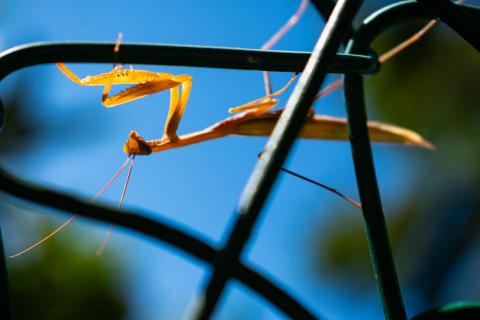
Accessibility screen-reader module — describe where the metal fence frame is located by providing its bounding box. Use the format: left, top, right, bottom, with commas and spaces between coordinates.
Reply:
0, 1, 479, 319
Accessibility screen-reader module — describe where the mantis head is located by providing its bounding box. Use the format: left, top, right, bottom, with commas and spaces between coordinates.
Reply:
124, 130, 152, 155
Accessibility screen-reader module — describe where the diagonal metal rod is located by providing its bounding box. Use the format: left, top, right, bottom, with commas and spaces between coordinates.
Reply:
309, 0, 354, 45
189, 1, 363, 319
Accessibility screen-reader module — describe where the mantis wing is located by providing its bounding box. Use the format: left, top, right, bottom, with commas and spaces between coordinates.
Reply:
232, 113, 434, 149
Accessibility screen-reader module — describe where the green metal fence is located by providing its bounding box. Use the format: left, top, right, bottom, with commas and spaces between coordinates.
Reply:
0, 1, 479, 319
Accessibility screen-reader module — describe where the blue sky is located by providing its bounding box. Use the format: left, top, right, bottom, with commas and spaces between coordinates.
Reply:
0, 1, 429, 319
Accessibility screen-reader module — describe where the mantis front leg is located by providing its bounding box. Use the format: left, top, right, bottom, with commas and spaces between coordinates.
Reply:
57, 63, 192, 142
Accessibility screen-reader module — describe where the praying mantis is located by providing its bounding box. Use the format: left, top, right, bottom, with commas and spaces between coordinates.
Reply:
10, 0, 437, 258
56, 62, 432, 158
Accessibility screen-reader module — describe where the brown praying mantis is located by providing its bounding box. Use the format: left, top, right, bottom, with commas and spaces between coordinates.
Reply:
10, 0, 438, 258
56, 61, 432, 158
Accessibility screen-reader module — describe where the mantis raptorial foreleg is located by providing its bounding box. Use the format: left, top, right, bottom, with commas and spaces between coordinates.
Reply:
8, 156, 132, 258
56, 63, 192, 141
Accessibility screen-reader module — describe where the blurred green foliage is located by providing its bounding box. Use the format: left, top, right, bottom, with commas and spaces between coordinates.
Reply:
8, 222, 127, 319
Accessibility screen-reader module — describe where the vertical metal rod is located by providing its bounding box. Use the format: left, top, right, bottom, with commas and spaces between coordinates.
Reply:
189, 1, 363, 319
343, 62, 407, 319
340, 1, 480, 315
0, 226, 13, 320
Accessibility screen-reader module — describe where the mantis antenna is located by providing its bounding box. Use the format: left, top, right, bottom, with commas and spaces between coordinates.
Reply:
96, 155, 136, 256
10, 33, 133, 258
9, 156, 132, 258
96, 33, 137, 256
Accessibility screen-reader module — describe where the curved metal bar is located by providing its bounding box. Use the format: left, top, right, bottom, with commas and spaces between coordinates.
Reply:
354, 1, 480, 54
0, 42, 379, 81
0, 167, 319, 320
417, 0, 480, 51
343, 1, 480, 319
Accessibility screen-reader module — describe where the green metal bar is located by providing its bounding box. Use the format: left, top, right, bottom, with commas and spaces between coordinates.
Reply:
344, 72, 407, 320
189, 1, 363, 319
0, 42, 379, 81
